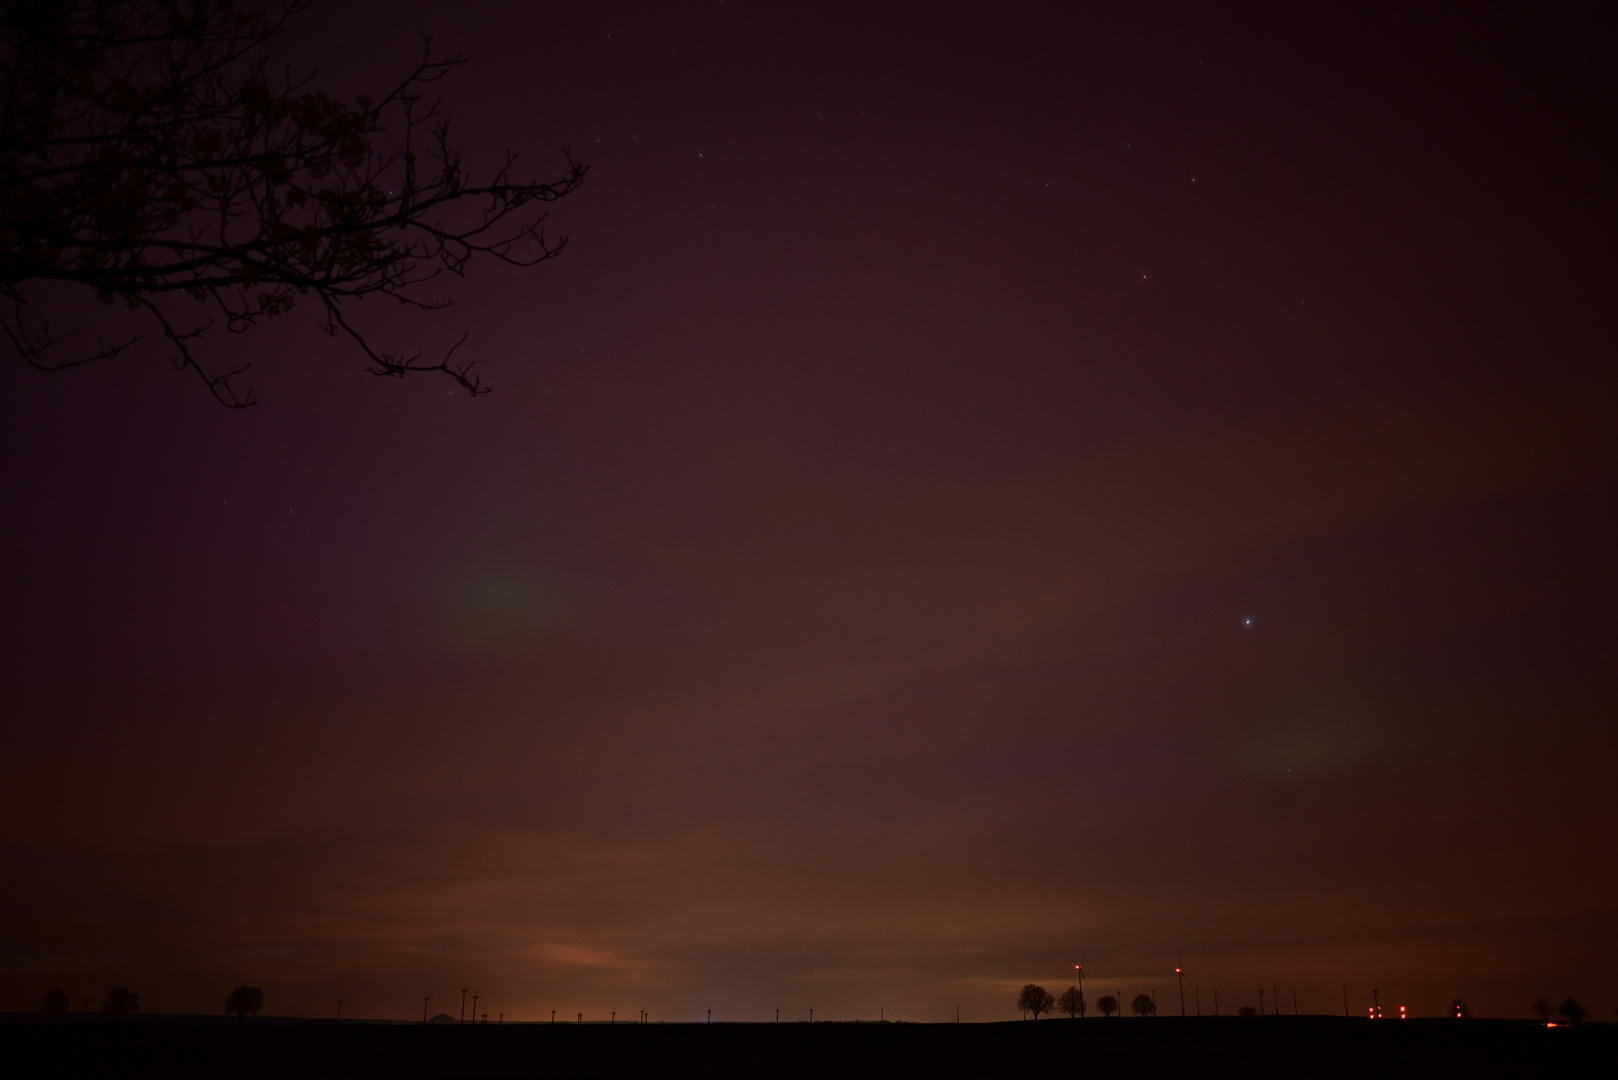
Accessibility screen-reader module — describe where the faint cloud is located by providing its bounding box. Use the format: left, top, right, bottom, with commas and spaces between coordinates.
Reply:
794, 966, 922, 983
1235, 702, 1386, 776
432, 562, 574, 649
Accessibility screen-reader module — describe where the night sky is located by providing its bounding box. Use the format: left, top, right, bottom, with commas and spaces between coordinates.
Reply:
2, 2, 1615, 1023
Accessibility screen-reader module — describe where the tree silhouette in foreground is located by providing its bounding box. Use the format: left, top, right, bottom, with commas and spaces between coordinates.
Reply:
1532, 998, 1554, 1022
0, 0, 586, 406
1131, 993, 1156, 1017
225, 985, 264, 1020
1096, 994, 1118, 1018
1016, 984, 1055, 1020
1236, 1005, 1257, 1017
102, 987, 139, 1016
1557, 997, 1587, 1023
40, 987, 68, 1020
1056, 985, 1086, 1018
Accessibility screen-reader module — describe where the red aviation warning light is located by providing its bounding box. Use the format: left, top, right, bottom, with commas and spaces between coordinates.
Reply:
1399, 1006, 1407, 1019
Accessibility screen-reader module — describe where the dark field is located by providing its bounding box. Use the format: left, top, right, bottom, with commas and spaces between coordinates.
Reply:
4, 1016, 1614, 1078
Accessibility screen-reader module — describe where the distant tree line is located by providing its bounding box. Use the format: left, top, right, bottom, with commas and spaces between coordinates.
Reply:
39, 986, 140, 1017
1013, 984, 1605, 1022
1020, 984, 1156, 1019
35, 984, 269, 1019
1534, 997, 1588, 1024
30, 980, 1617, 1025
102, 987, 138, 1015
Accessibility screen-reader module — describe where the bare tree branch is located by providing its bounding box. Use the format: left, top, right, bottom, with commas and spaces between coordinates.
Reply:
0, 0, 585, 404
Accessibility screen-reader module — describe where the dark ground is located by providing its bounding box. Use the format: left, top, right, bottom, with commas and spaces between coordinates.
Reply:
4, 1015, 1615, 1078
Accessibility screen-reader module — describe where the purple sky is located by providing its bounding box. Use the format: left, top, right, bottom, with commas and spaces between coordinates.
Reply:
1, 2, 1614, 1022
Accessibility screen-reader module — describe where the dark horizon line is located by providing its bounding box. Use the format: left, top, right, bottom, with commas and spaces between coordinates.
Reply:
1, 1011, 1577, 1026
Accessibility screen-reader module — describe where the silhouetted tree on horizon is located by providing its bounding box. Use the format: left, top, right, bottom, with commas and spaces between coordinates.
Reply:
1056, 985, 1085, 1018
0, 0, 586, 406
1096, 994, 1118, 1018
1236, 1005, 1257, 1017
1016, 984, 1055, 1020
102, 987, 138, 1016
225, 985, 264, 1020
40, 987, 68, 1020
1131, 993, 1156, 1017
1532, 998, 1554, 1022
1557, 997, 1587, 1023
